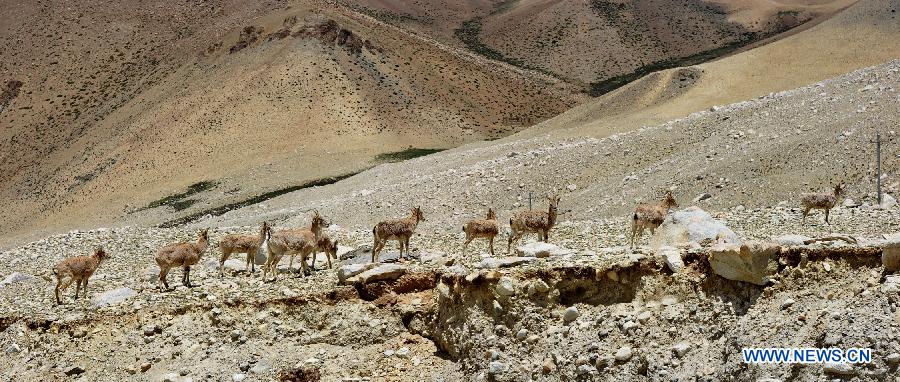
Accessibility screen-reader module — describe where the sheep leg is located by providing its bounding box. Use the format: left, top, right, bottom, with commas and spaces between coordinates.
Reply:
57, 277, 74, 304
463, 235, 472, 255
245, 252, 254, 274
802, 208, 810, 224
82, 278, 89, 297
488, 236, 495, 257
159, 268, 170, 291
219, 250, 230, 277
54, 277, 63, 305
310, 251, 318, 271
825, 208, 831, 224
74, 280, 81, 300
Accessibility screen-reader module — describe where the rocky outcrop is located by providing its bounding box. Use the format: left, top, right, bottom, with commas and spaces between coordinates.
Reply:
884, 236, 900, 272
708, 241, 780, 285
516, 242, 572, 258
651, 207, 739, 249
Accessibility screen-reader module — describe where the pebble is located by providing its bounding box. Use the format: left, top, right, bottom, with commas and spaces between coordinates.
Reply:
823, 362, 855, 375
672, 342, 691, 358
542, 358, 555, 374
885, 353, 900, 365
780, 298, 795, 310
232, 373, 246, 382
615, 346, 633, 361
515, 329, 529, 341
488, 361, 505, 374
563, 306, 579, 323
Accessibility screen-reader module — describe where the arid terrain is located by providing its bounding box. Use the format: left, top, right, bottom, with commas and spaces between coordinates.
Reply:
1, 0, 900, 381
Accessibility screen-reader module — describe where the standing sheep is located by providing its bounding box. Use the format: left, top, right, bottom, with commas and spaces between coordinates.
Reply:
53, 247, 110, 304
155, 229, 209, 291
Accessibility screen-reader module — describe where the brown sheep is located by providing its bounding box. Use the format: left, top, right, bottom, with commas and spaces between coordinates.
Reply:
463, 208, 499, 256
800, 183, 844, 224
508, 196, 560, 253
263, 212, 328, 281
218, 221, 269, 277
372, 206, 424, 263
53, 247, 109, 305
155, 229, 209, 291
309, 234, 339, 270
630, 190, 677, 248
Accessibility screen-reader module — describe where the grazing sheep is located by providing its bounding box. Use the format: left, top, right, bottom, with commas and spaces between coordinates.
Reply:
263, 212, 328, 281
801, 183, 844, 224
218, 221, 269, 277
630, 190, 677, 248
155, 229, 209, 291
463, 208, 499, 256
53, 247, 109, 305
372, 207, 424, 263
508, 196, 560, 253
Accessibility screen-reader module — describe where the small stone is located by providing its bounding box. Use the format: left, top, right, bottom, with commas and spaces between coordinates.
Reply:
515, 329, 529, 341
672, 342, 691, 358
488, 361, 505, 374
823, 362, 855, 375
230, 329, 243, 341
576, 364, 593, 375
607, 271, 619, 282
140, 363, 152, 372
396, 347, 410, 358
622, 321, 639, 332
232, 373, 247, 382
142, 325, 157, 337
637, 311, 652, 323
885, 353, 900, 365
495, 277, 516, 297
780, 298, 795, 310
542, 358, 555, 374
5, 343, 21, 354
250, 360, 271, 374
528, 280, 550, 294
563, 306, 579, 323
566, 184, 578, 192
615, 346, 633, 362
64, 365, 85, 376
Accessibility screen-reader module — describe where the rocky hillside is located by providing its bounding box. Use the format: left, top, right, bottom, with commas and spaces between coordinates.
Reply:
200, 59, 899, 236
344, 0, 856, 91
0, 0, 580, 247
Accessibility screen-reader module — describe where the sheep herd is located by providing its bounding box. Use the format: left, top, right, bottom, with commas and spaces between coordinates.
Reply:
51, 183, 845, 304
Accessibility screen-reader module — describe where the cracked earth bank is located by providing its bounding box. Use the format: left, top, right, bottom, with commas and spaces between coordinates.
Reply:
1, 206, 899, 381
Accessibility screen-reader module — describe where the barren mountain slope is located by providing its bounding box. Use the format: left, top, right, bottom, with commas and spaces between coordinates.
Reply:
344, 0, 856, 89
204, 59, 899, 236
517, 0, 900, 139
0, 0, 580, 247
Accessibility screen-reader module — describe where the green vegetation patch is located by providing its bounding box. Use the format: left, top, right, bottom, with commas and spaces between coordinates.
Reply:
375, 148, 445, 163
158, 172, 360, 228
142, 181, 217, 212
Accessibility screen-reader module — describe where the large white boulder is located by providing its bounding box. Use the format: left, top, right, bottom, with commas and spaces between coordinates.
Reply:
650, 207, 739, 249
516, 242, 572, 258
708, 241, 780, 285
656, 247, 684, 273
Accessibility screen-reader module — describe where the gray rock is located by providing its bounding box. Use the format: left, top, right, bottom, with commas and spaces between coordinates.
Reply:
650, 207, 740, 249
780, 298, 795, 310
0, 272, 33, 286
488, 361, 505, 374
337, 263, 377, 284
250, 359, 272, 374
693, 193, 712, 203
708, 241, 780, 285
672, 342, 691, 358
773, 234, 811, 247
636, 311, 652, 323
5, 343, 21, 354
878, 193, 897, 209
615, 346, 633, 362
495, 277, 517, 297
92, 287, 137, 308
563, 306, 579, 323
656, 247, 683, 272
576, 364, 594, 375
396, 347, 410, 358
823, 362, 855, 375
516, 242, 572, 258
885, 353, 900, 365
527, 279, 550, 294
232, 374, 247, 382
345, 264, 407, 284
476, 257, 536, 269
622, 321, 639, 332
515, 329, 529, 341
